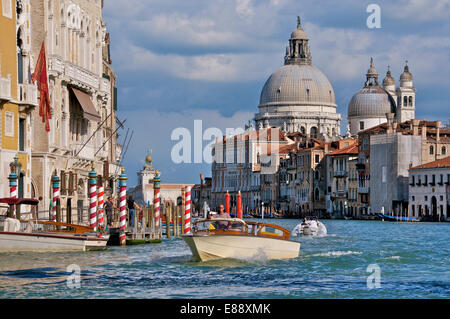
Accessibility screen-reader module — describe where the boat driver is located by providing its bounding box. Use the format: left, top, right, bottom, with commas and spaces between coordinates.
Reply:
215, 204, 231, 230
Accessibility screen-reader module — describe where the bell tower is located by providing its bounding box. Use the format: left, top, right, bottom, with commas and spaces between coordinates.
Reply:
396, 61, 416, 123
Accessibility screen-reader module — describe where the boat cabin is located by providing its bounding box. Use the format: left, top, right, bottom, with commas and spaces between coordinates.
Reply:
192, 218, 291, 240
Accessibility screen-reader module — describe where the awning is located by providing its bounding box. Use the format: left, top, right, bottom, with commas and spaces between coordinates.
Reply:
70, 87, 101, 122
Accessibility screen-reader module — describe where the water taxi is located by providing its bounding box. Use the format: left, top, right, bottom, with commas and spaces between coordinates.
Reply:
182, 218, 300, 261
0, 198, 108, 252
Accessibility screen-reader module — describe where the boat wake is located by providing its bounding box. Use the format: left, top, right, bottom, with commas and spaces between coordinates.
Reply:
308, 250, 362, 258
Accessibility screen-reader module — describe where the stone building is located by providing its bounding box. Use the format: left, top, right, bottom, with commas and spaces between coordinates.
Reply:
211, 127, 293, 211
328, 142, 359, 218
128, 150, 193, 207
408, 156, 450, 221
254, 18, 341, 139
0, 0, 38, 213
357, 115, 450, 217
29, 0, 120, 222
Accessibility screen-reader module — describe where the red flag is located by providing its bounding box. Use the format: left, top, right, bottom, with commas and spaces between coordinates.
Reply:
32, 42, 52, 132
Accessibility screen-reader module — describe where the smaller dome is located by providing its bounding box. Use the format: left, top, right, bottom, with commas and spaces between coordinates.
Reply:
400, 65, 413, 81
348, 86, 396, 118
145, 155, 152, 163
383, 69, 395, 87
291, 27, 308, 40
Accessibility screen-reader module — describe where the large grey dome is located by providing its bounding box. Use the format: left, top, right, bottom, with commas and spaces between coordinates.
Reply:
348, 86, 396, 118
259, 64, 337, 108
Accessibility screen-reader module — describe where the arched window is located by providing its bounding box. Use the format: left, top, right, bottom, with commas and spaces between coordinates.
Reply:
314, 188, 320, 201
403, 96, 408, 106
310, 127, 318, 138
430, 145, 434, 155
409, 96, 413, 106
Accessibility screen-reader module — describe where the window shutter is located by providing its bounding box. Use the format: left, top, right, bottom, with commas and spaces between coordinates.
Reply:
68, 172, 74, 192
61, 170, 66, 191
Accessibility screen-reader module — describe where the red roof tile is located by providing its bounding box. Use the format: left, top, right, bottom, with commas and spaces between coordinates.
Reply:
410, 156, 450, 170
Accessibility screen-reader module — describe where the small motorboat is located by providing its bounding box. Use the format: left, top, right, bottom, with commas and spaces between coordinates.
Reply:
292, 217, 327, 236
182, 218, 300, 261
0, 198, 108, 252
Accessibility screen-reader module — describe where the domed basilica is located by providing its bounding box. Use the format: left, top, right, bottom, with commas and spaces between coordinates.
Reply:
254, 18, 341, 140
348, 58, 416, 135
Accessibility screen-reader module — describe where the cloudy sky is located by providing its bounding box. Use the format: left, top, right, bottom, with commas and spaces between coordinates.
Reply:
102, 0, 450, 186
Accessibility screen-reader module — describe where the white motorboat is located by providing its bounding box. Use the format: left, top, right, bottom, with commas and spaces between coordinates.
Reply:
292, 218, 327, 236
0, 218, 108, 252
182, 218, 300, 261
0, 197, 108, 252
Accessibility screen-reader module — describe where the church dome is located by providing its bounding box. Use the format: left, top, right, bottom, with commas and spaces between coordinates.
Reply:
348, 58, 396, 118
382, 69, 395, 87
259, 64, 337, 107
348, 86, 396, 118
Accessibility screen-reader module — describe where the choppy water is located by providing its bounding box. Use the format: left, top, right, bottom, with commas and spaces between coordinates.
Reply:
0, 219, 449, 299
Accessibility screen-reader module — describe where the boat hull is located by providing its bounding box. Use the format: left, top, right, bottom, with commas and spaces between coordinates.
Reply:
0, 231, 108, 252
182, 234, 300, 261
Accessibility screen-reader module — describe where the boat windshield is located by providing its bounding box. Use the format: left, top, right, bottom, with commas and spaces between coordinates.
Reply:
194, 219, 247, 232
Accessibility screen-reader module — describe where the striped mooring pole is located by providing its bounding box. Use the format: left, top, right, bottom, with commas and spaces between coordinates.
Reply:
97, 184, 104, 228
184, 185, 191, 234
119, 167, 127, 245
51, 170, 60, 222
8, 169, 18, 219
153, 170, 161, 233
89, 165, 97, 231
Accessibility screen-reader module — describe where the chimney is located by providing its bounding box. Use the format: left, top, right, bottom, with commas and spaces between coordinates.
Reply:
324, 143, 329, 152
412, 119, 420, 136
386, 113, 395, 134
436, 121, 441, 141
421, 123, 427, 140
393, 122, 398, 133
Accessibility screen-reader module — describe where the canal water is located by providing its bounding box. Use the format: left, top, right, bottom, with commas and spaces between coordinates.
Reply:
0, 219, 449, 298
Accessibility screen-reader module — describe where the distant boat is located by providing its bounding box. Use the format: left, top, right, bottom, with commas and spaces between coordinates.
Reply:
377, 214, 418, 222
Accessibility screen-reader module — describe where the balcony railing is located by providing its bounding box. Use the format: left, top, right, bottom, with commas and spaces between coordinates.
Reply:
17, 83, 38, 107
49, 55, 108, 94
333, 170, 347, 177
358, 186, 369, 194
65, 62, 100, 89
71, 142, 95, 161
0, 75, 11, 102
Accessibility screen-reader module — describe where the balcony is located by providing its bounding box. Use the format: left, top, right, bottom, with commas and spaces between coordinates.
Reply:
71, 142, 95, 161
49, 55, 107, 93
0, 75, 11, 103
48, 55, 63, 74
17, 83, 38, 107
332, 190, 347, 198
65, 62, 100, 89
358, 186, 369, 194
333, 170, 347, 178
